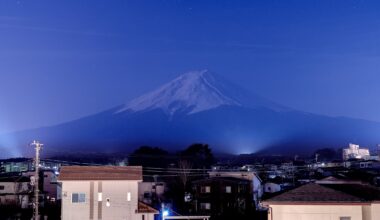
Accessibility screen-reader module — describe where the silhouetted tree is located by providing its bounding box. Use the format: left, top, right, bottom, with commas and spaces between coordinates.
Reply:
128, 146, 169, 168
312, 148, 338, 161
178, 159, 193, 189
179, 143, 215, 169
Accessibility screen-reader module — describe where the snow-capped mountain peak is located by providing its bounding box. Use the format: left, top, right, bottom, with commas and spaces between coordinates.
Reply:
116, 70, 242, 115
116, 70, 286, 115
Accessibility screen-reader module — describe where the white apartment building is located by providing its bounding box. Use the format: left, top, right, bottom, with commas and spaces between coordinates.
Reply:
343, 143, 370, 161
58, 166, 158, 220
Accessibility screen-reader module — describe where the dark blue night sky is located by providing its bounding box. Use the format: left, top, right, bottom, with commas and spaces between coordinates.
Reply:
1, 0, 380, 133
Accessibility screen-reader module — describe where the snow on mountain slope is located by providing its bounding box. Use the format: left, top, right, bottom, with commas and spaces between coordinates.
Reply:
116, 70, 287, 115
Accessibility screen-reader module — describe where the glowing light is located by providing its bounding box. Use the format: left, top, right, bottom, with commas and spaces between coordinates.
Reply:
163, 210, 169, 216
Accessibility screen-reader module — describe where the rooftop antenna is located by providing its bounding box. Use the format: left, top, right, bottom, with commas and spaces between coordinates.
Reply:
294, 154, 299, 161
31, 140, 43, 220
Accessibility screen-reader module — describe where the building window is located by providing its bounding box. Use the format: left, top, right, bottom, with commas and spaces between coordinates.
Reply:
238, 185, 247, 193
72, 193, 86, 203
142, 214, 145, 220
340, 217, 351, 220
200, 203, 211, 210
127, 192, 131, 201
225, 186, 232, 193
201, 186, 211, 193
0, 185, 4, 190
106, 198, 110, 207
98, 192, 102, 202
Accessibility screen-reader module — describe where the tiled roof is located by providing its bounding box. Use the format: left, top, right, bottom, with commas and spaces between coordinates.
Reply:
263, 183, 363, 204
137, 202, 159, 213
58, 166, 142, 181
322, 184, 380, 202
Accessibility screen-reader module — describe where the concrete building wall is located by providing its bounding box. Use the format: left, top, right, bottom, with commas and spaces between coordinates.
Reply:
61, 181, 90, 220
269, 204, 364, 220
102, 181, 138, 220
370, 204, 380, 220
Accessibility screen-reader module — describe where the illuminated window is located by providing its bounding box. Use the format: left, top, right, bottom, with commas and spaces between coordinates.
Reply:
98, 192, 102, 202
106, 198, 110, 207
200, 203, 211, 210
127, 192, 131, 201
201, 186, 211, 193
226, 186, 232, 193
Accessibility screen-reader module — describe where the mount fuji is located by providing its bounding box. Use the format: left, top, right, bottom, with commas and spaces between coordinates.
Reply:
2, 70, 380, 157
116, 70, 287, 115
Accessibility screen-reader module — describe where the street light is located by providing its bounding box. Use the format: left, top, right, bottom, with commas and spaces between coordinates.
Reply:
161, 203, 169, 220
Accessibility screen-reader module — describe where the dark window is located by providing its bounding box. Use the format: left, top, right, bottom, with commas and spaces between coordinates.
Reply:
0, 185, 4, 190
72, 193, 86, 203
144, 192, 151, 198
238, 185, 247, 193
340, 217, 351, 220
142, 214, 145, 220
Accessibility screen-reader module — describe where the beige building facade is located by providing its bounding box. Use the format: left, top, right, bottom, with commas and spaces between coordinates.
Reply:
59, 166, 158, 220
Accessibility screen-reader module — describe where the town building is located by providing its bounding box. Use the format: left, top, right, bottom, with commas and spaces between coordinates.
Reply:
42, 170, 59, 202
208, 170, 263, 204
343, 143, 370, 161
263, 182, 380, 220
58, 166, 158, 220
190, 169, 263, 218
0, 158, 34, 173
138, 181, 166, 206
0, 176, 31, 209
192, 177, 253, 217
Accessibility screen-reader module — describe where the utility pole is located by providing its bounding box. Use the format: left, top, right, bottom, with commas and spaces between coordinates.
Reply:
31, 140, 43, 220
